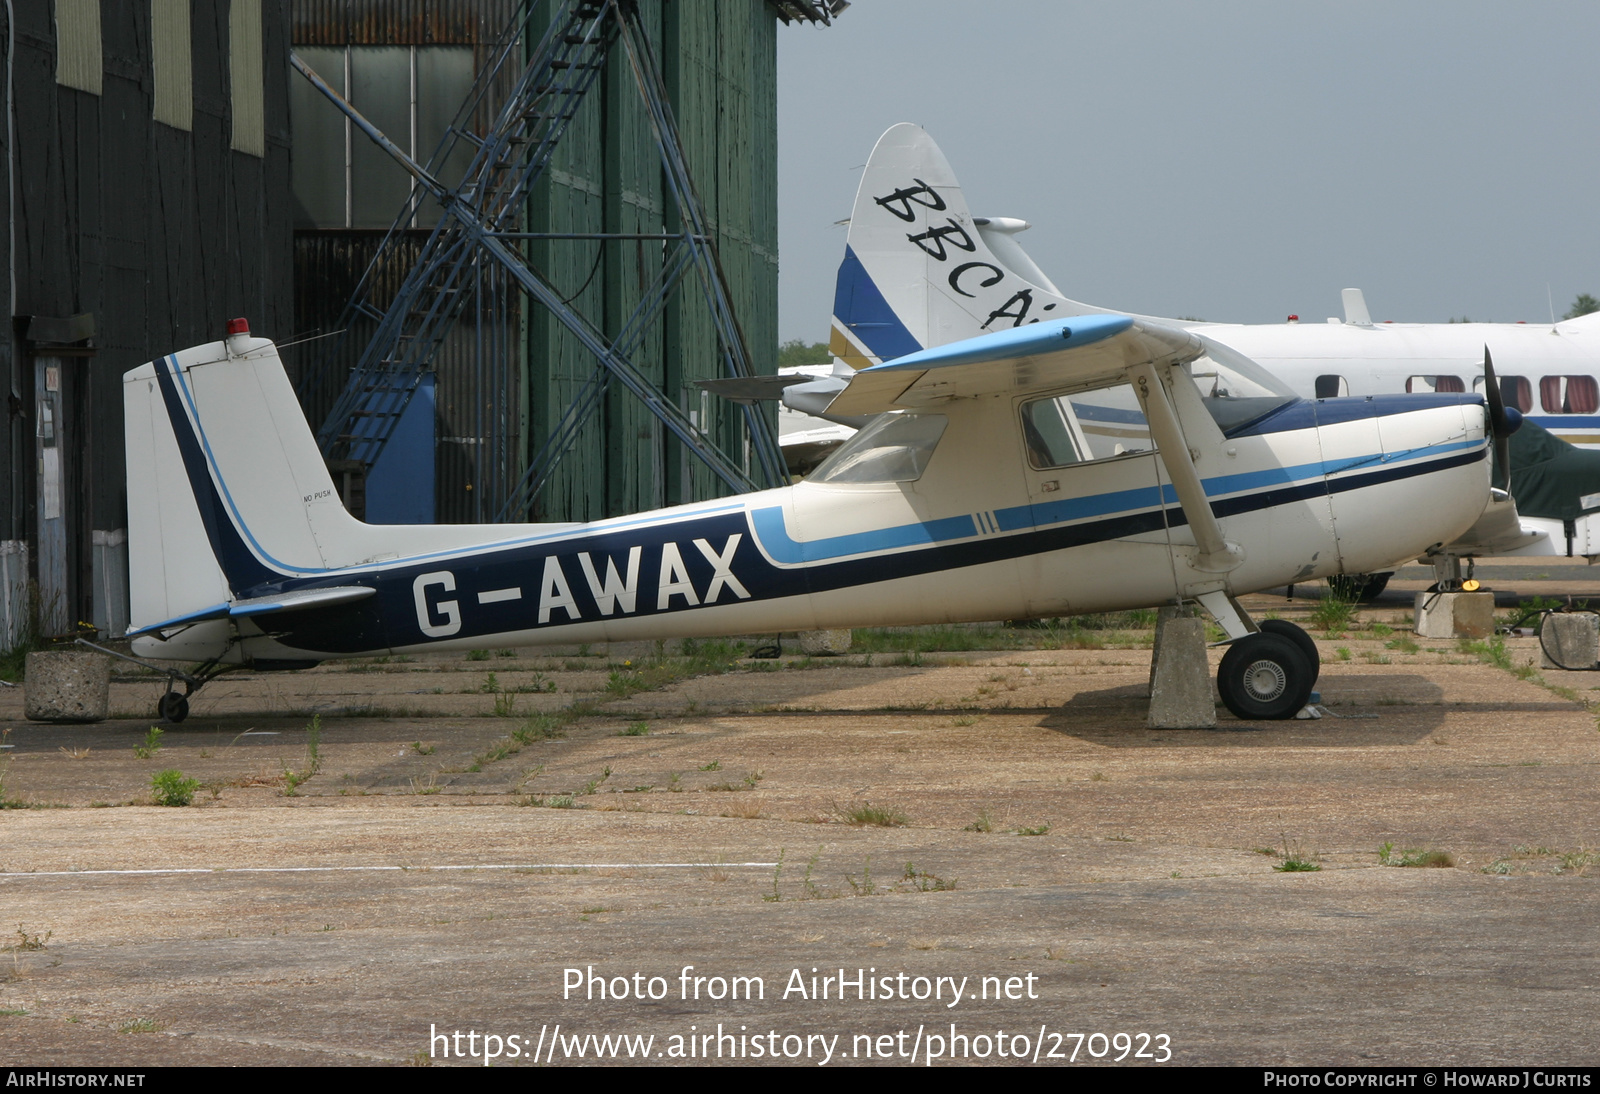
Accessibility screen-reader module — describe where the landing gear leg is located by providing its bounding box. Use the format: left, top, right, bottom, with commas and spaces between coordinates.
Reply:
70, 639, 230, 725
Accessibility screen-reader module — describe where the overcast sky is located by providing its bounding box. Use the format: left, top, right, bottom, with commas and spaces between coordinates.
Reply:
774, 1, 1600, 343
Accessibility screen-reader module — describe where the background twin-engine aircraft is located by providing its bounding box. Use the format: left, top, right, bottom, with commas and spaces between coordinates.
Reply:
123, 126, 1511, 722
779, 123, 1600, 595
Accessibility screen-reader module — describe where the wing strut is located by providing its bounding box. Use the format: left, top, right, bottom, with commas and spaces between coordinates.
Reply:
1129, 362, 1244, 574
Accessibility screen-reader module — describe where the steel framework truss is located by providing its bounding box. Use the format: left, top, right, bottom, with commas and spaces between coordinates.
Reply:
293, 0, 787, 522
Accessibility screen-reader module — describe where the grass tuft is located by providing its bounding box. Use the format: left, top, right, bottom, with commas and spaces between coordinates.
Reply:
842, 802, 908, 827
1378, 843, 1454, 868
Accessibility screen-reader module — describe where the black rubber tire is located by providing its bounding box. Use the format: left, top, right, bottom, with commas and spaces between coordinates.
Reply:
1259, 619, 1320, 687
1326, 572, 1393, 602
1218, 633, 1315, 720
158, 692, 189, 724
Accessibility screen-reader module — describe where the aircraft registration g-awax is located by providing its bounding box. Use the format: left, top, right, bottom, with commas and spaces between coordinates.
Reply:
126, 311, 1500, 724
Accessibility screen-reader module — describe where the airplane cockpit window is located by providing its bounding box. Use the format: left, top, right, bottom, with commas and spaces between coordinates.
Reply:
808, 411, 948, 484
1315, 375, 1348, 399
1186, 337, 1299, 432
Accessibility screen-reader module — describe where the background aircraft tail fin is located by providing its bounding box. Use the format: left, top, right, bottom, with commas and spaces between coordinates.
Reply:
833, 123, 1108, 367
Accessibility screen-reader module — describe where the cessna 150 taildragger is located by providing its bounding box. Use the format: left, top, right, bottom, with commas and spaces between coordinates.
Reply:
776, 123, 1599, 598
125, 309, 1500, 723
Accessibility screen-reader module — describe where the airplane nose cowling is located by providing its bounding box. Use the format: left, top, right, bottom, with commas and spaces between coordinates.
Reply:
1319, 395, 1491, 575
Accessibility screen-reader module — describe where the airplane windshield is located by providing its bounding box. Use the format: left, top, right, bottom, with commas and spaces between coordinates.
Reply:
808, 411, 948, 484
1187, 337, 1300, 432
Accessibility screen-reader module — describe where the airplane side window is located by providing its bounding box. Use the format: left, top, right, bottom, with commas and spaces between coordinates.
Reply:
1539, 376, 1598, 414
1068, 383, 1152, 460
1473, 373, 1532, 412
1406, 375, 1463, 393
1020, 396, 1083, 469
1314, 375, 1348, 399
808, 411, 948, 484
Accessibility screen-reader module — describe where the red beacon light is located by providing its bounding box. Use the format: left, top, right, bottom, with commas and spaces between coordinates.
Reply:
1287, 314, 1299, 323
225, 317, 251, 336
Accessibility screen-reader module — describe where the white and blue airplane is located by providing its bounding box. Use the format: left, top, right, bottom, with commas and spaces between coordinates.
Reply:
125, 310, 1498, 724
789, 123, 1600, 592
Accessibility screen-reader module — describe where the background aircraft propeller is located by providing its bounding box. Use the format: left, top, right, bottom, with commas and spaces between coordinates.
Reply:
1482, 346, 1521, 496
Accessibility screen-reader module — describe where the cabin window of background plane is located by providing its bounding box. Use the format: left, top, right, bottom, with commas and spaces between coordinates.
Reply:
808, 412, 948, 484
1539, 375, 1599, 414
1405, 375, 1465, 394
1472, 374, 1533, 413
1315, 375, 1349, 398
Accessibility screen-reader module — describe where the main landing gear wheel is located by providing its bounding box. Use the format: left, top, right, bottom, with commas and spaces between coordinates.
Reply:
1259, 619, 1319, 687
158, 691, 190, 724
1218, 633, 1315, 721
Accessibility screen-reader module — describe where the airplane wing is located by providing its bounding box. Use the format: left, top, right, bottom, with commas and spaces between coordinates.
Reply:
826, 313, 1202, 416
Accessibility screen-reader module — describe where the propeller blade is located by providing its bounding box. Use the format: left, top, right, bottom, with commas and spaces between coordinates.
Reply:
1483, 346, 1508, 436
1482, 346, 1513, 495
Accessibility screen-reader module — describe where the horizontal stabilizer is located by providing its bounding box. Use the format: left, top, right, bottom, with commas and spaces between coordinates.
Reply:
694, 375, 808, 404
125, 585, 376, 639
826, 314, 1202, 416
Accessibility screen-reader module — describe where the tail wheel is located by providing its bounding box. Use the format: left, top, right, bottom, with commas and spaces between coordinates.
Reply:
1259, 619, 1320, 687
1218, 633, 1315, 720
158, 692, 190, 724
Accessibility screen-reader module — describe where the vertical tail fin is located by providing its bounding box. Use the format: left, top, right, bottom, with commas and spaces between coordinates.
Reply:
832, 123, 1111, 366
123, 325, 366, 634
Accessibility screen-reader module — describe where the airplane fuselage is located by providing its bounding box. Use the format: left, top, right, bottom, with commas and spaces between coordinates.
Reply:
128, 335, 1491, 666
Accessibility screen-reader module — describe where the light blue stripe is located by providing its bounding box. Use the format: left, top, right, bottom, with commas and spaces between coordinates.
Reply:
125, 601, 231, 638
750, 508, 977, 564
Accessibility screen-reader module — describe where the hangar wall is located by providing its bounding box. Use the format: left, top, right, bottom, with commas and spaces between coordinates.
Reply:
0, 1, 295, 640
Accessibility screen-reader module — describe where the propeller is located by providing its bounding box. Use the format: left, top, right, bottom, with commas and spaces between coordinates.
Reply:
1481, 345, 1523, 496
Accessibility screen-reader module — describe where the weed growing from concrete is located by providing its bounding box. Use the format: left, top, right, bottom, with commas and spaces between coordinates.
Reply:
1274, 835, 1321, 872
845, 855, 877, 895
1309, 590, 1358, 636
118, 1019, 163, 1034
620, 720, 650, 737
410, 741, 435, 755
902, 862, 957, 891
5, 927, 50, 952
305, 715, 322, 775
843, 802, 908, 827
1378, 843, 1455, 868
964, 811, 993, 833
699, 760, 721, 772
467, 650, 490, 661
765, 848, 786, 902
150, 770, 199, 807
1015, 824, 1052, 837
134, 727, 163, 759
